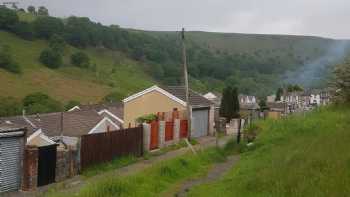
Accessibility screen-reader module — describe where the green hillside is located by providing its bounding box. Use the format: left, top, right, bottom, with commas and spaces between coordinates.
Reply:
0, 30, 153, 103
189, 105, 350, 196
1, 8, 349, 106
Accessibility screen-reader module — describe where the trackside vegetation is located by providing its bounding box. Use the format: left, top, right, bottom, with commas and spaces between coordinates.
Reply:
188, 105, 350, 197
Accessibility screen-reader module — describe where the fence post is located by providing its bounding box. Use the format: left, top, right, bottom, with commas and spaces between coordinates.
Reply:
173, 119, 180, 143
142, 123, 150, 152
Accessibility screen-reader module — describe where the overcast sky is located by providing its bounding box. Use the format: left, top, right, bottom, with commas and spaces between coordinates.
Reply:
16, 0, 349, 39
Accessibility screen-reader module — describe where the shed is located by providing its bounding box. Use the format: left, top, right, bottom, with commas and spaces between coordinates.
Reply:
0, 124, 26, 193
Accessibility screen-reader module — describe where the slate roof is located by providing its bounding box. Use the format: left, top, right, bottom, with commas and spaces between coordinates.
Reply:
163, 86, 214, 108
77, 102, 124, 118
0, 108, 123, 137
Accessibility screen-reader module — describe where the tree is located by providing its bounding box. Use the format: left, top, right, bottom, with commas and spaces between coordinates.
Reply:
275, 87, 283, 101
334, 62, 350, 103
0, 7, 19, 30
0, 96, 22, 117
22, 92, 62, 114
49, 34, 66, 55
27, 6, 36, 14
65, 100, 80, 111
33, 16, 64, 39
38, 6, 49, 16
219, 86, 240, 122
11, 21, 34, 40
71, 51, 90, 68
0, 45, 21, 73
39, 48, 62, 69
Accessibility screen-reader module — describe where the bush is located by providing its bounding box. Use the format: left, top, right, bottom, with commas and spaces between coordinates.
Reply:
0, 45, 21, 73
103, 91, 125, 102
71, 51, 90, 68
39, 48, 62, 69
0, 96, 22, 117
136, 114, 157, 124
49, 34, 66, 55
0, 7, 19, 30
23, 92, 62, 114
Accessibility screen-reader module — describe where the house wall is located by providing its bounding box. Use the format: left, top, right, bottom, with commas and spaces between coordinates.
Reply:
123, 90, 185, 127
27, 134, 52, 147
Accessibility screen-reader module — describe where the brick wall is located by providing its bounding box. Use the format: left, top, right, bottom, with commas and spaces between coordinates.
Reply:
22, 146, 38, 191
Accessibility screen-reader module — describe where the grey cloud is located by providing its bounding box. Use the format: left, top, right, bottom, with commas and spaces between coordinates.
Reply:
18, 0, 350, 39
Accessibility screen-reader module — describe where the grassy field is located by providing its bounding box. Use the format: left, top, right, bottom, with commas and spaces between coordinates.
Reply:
0, 30, 153, 103
188, 105, 350, 197
45, 140, 241, 197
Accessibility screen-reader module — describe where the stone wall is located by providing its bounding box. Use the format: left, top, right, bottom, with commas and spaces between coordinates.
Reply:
55, 147, 79, 182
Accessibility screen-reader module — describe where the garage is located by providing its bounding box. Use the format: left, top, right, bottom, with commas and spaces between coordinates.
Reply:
191, 107, 209, 138
0, 126, 26, 193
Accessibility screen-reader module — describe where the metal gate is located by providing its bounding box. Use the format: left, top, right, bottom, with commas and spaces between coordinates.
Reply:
37, 144, 57, 187
0, 133, 25, 193
192, 108, 209, 138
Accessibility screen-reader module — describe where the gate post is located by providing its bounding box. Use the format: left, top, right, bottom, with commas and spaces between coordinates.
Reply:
158, 121, 165, 148
22, 146, 38, 191
142, 123, 150, 152
173, 119, 180, 143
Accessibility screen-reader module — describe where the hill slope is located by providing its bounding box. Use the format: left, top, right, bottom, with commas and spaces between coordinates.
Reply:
189, 105, 350, 196
0, 30, 153, 103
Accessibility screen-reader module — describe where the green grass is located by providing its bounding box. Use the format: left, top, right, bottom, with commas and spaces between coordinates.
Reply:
46, 140, 242, 197
82, 155, 138, 178
188, 105, 350, 197
0, 30, 154, 103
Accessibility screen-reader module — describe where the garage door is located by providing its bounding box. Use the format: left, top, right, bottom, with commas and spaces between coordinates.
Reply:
192, 108, 209, 138
0, 136, 24, 193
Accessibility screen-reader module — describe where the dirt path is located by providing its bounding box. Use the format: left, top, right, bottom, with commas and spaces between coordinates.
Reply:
174, 155, 240, 197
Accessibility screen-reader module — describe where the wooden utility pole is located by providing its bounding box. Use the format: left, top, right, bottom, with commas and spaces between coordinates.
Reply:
182, 28, 192, 140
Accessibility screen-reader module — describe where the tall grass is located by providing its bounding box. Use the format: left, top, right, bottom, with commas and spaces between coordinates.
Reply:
188, 105, 350, 197
46, 140, 241, 197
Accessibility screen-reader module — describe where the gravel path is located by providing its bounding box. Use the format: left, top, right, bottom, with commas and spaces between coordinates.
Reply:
175, 155, 240, 197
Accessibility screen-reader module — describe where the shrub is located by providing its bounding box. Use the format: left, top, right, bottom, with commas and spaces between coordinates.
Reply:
39, 48, 62, 69
71, 51, 90, 68
0, 96, 22, 117
136, 114, 157, 124
0, 45, 21, 73
49, 34, 66, 55
103, 91, 125, 102
23, 92, 62, 114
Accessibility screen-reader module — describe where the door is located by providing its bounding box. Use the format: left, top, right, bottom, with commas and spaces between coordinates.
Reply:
0, 136, 24, 193
192, 108, 209, 138
37, 145, 57, 187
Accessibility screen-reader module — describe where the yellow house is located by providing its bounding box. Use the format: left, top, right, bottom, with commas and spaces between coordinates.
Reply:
123, 85, 215, 138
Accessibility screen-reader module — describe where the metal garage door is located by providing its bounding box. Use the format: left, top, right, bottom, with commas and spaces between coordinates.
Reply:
0, 134, 24, 193
192, 108, 209, 138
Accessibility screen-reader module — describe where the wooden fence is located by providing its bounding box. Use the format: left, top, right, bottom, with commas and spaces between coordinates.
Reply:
80, 126, 143, 170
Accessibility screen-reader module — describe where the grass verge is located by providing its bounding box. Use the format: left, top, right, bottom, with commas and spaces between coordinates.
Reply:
46, 139, 243, 197
188, 105, 350, 197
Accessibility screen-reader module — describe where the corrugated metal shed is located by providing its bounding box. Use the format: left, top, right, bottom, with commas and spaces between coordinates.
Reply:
0, 124, 26, 193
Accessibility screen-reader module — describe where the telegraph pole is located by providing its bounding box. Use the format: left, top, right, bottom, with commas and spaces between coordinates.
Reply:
182, 28, 192, 140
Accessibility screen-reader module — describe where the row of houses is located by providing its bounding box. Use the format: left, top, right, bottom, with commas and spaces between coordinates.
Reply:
0, 85, 216, 193
266, 88, 333, 116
